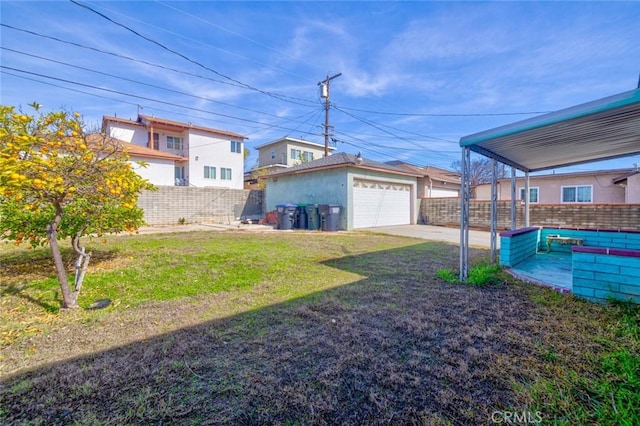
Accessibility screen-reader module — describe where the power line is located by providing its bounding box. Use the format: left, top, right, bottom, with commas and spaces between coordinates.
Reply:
1, 47, 313, 122
154, 0, 324, 77
0, 66, 323, 138
69, 0, 310, 106
334, 104, 553, 117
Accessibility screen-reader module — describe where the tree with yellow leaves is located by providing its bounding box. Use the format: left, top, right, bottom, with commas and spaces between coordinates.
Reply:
0, 103, 155, 309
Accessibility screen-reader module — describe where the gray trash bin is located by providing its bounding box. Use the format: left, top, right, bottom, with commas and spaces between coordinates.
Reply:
319, 204, 342, 232
294, 204, 307, 229
276, 203, 296, 230
305, 204, 320, 230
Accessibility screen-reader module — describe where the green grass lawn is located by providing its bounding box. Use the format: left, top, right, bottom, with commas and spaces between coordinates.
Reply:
1, 230, 638, 425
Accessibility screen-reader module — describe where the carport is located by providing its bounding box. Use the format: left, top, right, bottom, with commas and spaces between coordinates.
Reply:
458, 87, 640, 281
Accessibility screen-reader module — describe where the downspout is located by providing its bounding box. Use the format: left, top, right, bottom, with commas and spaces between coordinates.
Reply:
524, 171, 530, 227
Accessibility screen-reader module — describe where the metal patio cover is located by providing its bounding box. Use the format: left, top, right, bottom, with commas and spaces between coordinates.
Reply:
459, 89, 640, 172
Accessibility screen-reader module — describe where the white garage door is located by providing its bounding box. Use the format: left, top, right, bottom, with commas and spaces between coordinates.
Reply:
353, 179, 411, 228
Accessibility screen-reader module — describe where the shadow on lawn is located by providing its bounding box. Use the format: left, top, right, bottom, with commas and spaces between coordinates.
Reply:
1, 242, 546, 425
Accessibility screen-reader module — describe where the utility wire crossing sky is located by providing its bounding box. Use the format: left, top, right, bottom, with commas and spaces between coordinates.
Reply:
1, 1, 639, 172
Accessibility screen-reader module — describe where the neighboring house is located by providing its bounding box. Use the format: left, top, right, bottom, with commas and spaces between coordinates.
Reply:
474, 168, 639, 203
385, 161, 461, 198
265, 152, 421, 230
102, 114, 247, 189
613, 170, 640, 203
122, 141, 188, 186
254, 137, 336, 172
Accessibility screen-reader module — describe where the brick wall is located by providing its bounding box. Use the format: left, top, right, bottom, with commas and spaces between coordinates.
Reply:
137, 186, 263, 225
421, 198, 640, 230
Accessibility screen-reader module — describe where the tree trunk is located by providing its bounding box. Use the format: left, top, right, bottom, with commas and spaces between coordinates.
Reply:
72, 231, 91, 294
47, 207, 79, 309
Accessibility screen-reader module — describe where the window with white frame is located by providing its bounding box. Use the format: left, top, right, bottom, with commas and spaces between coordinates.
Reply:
221, 167, 232, 180
303, 151, 314, 162
204, 166, 216, 179
290, 148, 301, 160
270, 150, 275, 159
562, 185, 592, 203
519, 187, 539, 203
231, 140, 242, 153
167, 136, 183, 150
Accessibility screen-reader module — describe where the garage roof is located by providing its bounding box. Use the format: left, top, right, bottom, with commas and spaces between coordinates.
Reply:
266, 152, 422, 177
459, 88, 640, 172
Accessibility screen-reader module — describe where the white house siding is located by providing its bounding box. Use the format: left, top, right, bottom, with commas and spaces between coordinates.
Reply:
129, 157, 176, 186
429, 188, 459, 198
188, 130, 244, 190
107, 123, 146, 146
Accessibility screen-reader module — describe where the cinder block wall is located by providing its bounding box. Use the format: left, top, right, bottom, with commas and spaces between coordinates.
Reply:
573, 248, 640, 304
421, 199, 640, 230
499, 227, 540, 267
137, 186, 264, 225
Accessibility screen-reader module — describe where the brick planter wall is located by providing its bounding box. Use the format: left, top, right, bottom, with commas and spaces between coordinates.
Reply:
137, 186, 263, 225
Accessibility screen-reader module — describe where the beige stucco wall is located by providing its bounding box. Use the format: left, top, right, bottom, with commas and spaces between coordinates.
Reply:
475, 172, 627, 203
626, 173, 640, 203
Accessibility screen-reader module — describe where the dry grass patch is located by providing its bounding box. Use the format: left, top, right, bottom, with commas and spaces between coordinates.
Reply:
0, 230, 638, 425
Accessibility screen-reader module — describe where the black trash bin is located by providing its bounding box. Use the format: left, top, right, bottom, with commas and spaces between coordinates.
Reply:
294, 204, 307, 229
319, 204, 342, 232
305, 204, 320, 230
276, 203, 296, 230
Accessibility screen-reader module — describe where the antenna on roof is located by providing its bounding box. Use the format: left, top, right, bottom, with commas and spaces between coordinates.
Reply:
137, 104, 143, 115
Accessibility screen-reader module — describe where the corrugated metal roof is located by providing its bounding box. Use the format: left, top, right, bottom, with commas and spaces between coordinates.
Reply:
460, 89, 640, 172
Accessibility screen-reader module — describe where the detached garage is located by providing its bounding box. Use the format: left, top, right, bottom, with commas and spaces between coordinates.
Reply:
352, 179, 412, 228
264, 153, 420, 230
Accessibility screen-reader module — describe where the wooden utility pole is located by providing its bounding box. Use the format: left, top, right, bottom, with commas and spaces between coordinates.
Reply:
318, 73, 341, 157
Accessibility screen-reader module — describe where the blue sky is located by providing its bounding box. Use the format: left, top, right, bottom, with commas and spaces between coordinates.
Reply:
1, 1, 639, 173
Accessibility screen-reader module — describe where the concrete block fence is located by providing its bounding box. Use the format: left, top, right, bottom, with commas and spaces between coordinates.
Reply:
137, 186, 263, 225
420, 198, 640, 230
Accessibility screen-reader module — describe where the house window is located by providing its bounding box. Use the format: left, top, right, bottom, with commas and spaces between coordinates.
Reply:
290, 148, 301, 160
519, 187, 539, 203
204, 166, 216, 179
221, 167, 232, 180
562, 185, 592, 203
231, 140, 242, 153
303, 151, 314, 162
167, 136, 183, 150
147, 132, 159, 150
270, 151, 275, 160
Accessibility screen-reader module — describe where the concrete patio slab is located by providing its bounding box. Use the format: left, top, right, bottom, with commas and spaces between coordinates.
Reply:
358, 225, 497, 249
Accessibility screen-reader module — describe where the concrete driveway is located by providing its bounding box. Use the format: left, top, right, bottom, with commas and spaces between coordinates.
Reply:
359, 225, 497, 249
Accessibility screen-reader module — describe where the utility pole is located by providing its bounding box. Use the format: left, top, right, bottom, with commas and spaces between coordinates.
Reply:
318, 73, 341, 157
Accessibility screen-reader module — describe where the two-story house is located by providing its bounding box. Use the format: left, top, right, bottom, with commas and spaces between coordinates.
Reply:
254, 137, 336, 171
102, 114, 248, 189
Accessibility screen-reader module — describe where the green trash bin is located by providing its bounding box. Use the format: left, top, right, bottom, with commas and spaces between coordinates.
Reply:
305, 204, 320, 230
